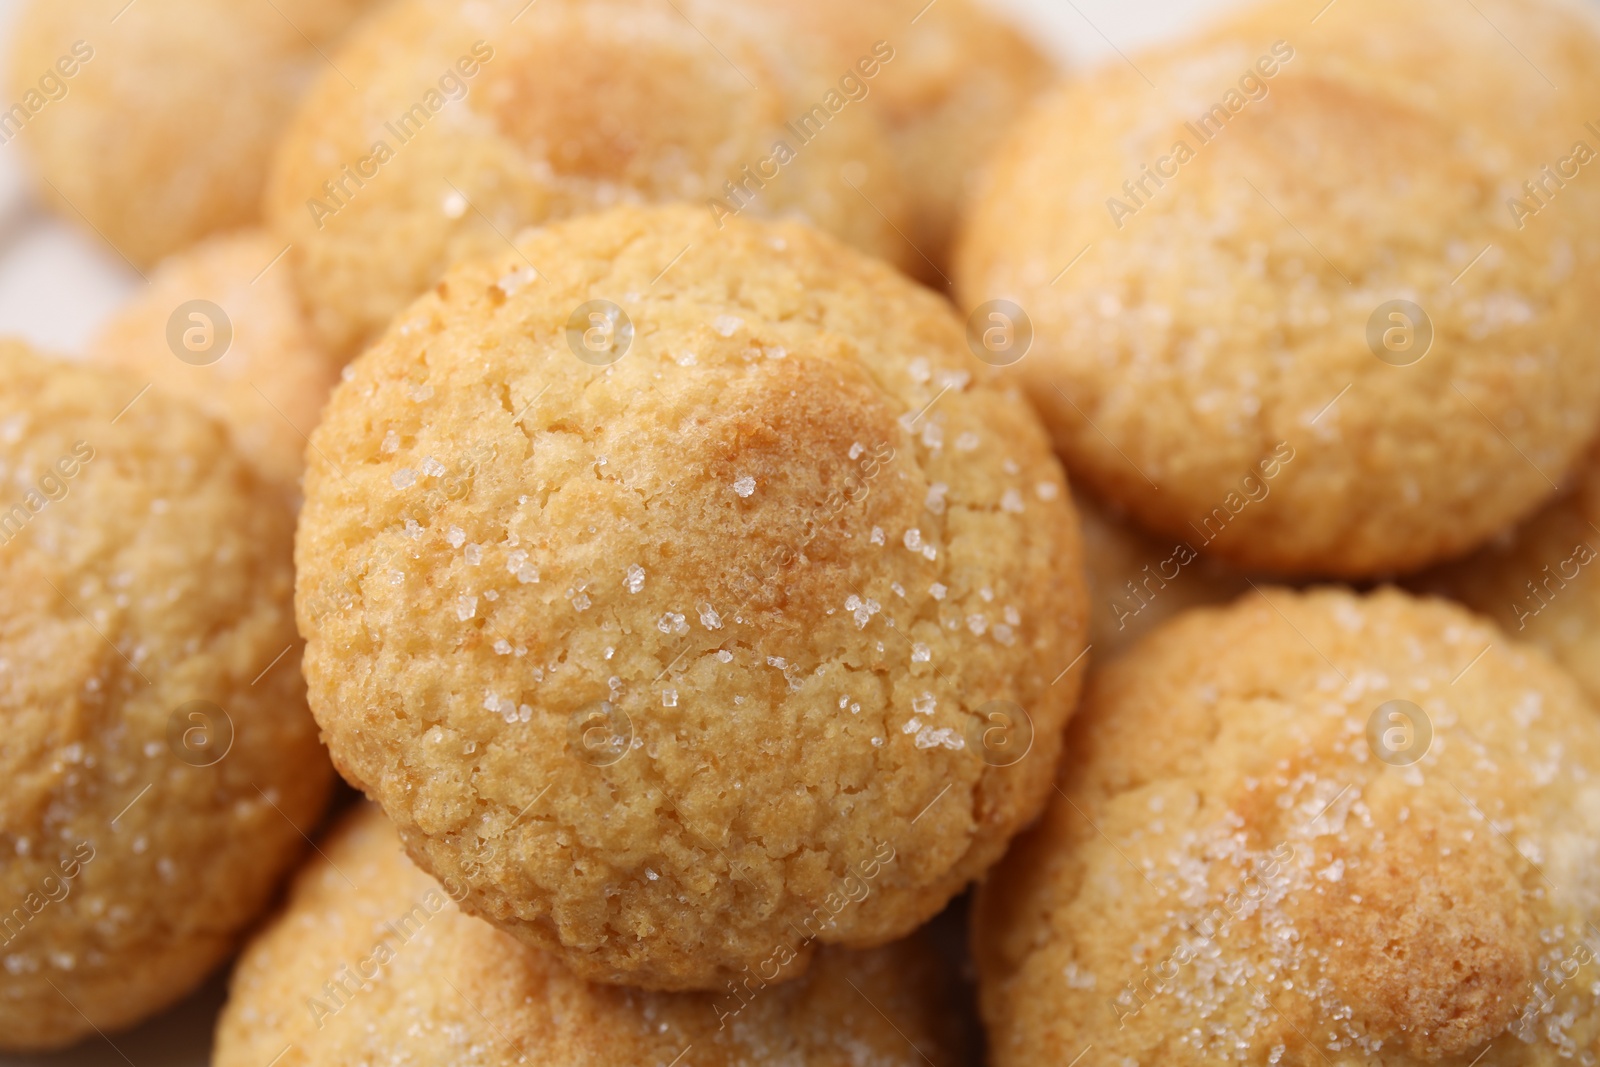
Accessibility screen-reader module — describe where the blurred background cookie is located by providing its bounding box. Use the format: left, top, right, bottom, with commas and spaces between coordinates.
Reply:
1416, 443, 1600, 707
294, 204, 1088, 989
956, 0, 1600, 577
0, 342, 333, 1050
6, 0, 380, 268
1075, 487, 1249, 660
214, 803, 971, 1067
974, 587, 1600, 1065
265, 0, 916, 358
750, 0, 1053, 275
91, 229, 339, 496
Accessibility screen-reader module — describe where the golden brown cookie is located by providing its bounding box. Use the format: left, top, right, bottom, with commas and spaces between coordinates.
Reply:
0, 342, 333, 1050
295, 203, 1088, 990
1416, 445, 1600, 707
955, 0, 1600, 577
6, 0, 378, 267
1076, 488, 1250, 661
974, 586, 1600, 1066
214, 803, 971, 1067
748, 0, 1053, 273
92, 229, 339, 494
265, 0, 915, 358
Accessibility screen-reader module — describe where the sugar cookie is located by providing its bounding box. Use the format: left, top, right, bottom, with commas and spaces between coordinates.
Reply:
975, 586, 1600, 1065
93, 229, 339, 494
0, 342, 332, 1049
265, 0, 914, 357
956, 0, 1600, 576
294, 203, 1087, 989
214, 804, 969, 1067
7, 0, 378, 266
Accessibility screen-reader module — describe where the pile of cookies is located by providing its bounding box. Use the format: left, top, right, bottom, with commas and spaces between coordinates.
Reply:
2, 0, 1598, 1063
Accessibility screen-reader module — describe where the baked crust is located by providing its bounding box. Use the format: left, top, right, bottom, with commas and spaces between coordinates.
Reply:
213, 804, 970, 1067
0, 343, 332, 1050
265, 0, 916, 357
955, 0, 1600, 576
294, 203, 1088, 989
975, 586, 1600, 1065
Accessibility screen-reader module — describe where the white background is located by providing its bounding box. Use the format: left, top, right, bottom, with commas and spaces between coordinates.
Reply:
0, 0, 1228, 1062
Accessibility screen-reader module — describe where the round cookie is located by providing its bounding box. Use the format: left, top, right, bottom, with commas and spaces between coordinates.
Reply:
1415, 445, 1600, 707
749, 0, 1053, 273
974, 587, 1600, 1066
0, 342, 333, 1050
955, 0, 1600, 577
265, 0, 915, 358
295, 203, 1088, 990
7, 0, 379, 267
92, 229, 340, 494
1076, 488, 1249, 661
214, 804, 970, 1067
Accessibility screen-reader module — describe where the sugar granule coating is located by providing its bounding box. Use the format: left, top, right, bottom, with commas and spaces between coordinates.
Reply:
295, 203, 1089, 990
955, 0, 1600, 577
748, 0, 1053, 271
266, 0, 915, 358
93, 229, 340, 493
7, 0, 378, 266
0, 343, 333, 1051
1417, 444, 1600, 707
214, 804, 970, 1067
974, 587, 1600, 1066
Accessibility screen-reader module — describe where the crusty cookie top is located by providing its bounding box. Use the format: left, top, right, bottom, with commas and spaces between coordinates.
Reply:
976, 586, 1600, 1065
266, 0, 914, 356
295, 203, 1088, 989
214, 804, 968, 1067
956, 0, 1600, 577
0, 341, 329, 1047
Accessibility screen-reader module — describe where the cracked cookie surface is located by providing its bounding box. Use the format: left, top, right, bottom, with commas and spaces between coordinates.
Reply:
266, 0, 914, 357
955, 0, 1600, 576
214, 804, 970, 1067
295, 203, 1088, 990
975, 586, 1600, 1066
0, 342, 331, 1050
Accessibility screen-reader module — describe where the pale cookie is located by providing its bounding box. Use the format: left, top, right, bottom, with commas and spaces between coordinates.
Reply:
265, 0, 915, 358
7, 0, 379, 266
748, 0, 1053, 273
1416, 445, 1600, 707
214, 804, 970, 1067
93, 229, 340, 495
974, 586, 1600, 1066
294, 203, 1088, 990
0, 342, 332, 1050
955, 0, 1600, 576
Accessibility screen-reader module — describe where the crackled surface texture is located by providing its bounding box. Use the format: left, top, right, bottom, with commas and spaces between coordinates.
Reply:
295, 203, 1088, 990
215, 804, 969, 1067
267, 0, 915, 358
975, 587, 1600, 1066
9, 0, 379, 266
93, 229, 340, 495
1418, 445, 1600, 709
955, 0, 1600, 576
0, 343, 332, 1050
